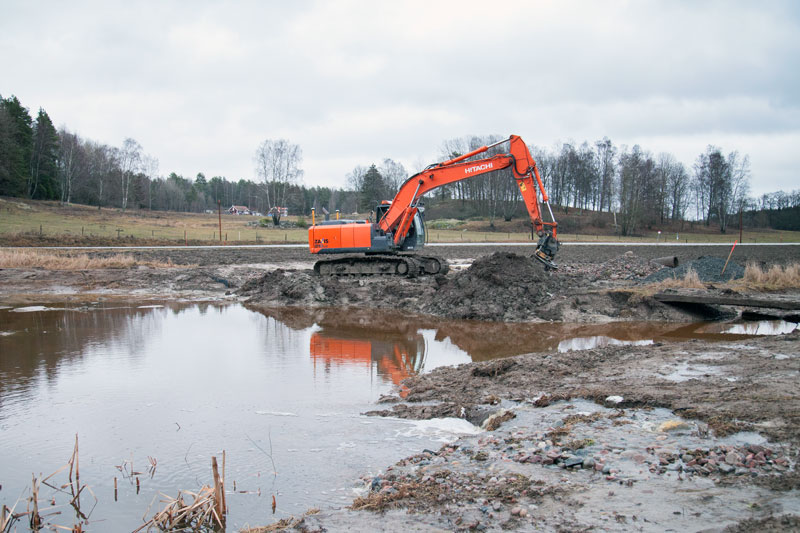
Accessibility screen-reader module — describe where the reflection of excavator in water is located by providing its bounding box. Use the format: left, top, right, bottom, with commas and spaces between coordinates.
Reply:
308, 135, 559, 276
309, 331, 425, 395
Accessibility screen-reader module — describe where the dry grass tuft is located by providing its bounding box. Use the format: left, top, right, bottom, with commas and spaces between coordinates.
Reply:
741, 262, 800, 290
647, 266, 706, 291
0, 249, 180, 269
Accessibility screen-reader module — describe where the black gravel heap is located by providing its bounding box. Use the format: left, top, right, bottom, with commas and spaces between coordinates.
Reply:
644, 255, 745, 283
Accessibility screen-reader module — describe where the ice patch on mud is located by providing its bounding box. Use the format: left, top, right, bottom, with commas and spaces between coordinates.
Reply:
719, 431, 768, 446
10, 305, 54, 312
558, 336, 653, 352
395, 417, 483, 443
255, 410, 298, 417
137, 304, 165, 309
659, 361, 723, 382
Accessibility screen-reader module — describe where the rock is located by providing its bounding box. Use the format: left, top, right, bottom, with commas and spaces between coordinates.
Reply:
511, 506, 522, 516
658, 420, 692, 432
725, 452, 741, 465
492, 501, 503, 512
718, 463, 734, 474
605, 395, 624, 405
681, 454, 695, 463
564, 456, 584, 468
583, 457, 596, 469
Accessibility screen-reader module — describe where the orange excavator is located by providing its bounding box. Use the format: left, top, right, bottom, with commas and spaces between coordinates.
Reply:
308, 135, 559, 276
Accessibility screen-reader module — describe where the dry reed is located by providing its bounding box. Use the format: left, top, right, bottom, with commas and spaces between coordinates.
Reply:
5, 435, 97, 532
741, 262, 800, 290
0, 249, 179, 269
647, 266, 706, 290
135, 454, 226, 532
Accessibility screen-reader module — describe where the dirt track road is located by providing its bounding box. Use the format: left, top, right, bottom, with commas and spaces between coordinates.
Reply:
116, 242, 800, 267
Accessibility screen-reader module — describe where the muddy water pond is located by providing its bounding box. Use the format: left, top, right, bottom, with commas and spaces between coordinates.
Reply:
0, 303, 795, 530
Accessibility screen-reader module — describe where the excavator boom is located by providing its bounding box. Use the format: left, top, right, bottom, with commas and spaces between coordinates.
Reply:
308, 135, 559, 275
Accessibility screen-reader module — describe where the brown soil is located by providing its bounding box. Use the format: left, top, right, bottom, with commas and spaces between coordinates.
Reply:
2, 244, 799, 531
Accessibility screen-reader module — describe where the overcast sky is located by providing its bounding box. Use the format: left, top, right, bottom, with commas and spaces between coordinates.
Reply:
2, 1, 798, 197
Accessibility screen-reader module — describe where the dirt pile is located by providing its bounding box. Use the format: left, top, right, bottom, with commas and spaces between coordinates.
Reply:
419, 252, 565, 321
240, 252, 698, 322
645, 255, 745, 283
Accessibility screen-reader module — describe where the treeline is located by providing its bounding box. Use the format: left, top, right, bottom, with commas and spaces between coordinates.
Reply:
0, 94, 364, 215
2, 93, 796, 234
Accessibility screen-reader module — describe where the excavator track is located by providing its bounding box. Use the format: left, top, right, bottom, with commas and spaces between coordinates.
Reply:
313, 254, 449, 277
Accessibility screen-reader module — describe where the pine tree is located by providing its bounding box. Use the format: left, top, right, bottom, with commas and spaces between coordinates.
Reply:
359, 164, 387, 212
0, 95, 33, 197
30, 108, 60, 199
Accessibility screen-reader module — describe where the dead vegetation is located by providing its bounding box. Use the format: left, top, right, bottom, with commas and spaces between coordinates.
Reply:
0, 249, 182, 269
135, 453, 227, 532
2, 435, 97, 532
640, 261, 800, 294
241, 509, 321, 532
643, 266, 707, 292
740, 262, 800, 290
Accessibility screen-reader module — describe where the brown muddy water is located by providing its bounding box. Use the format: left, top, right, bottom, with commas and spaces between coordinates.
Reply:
0, 303, 796, 531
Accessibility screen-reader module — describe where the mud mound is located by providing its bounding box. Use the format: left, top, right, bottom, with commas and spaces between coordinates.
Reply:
239, 268, 440, 311
420, 252, 560, 321
644, 255, 744, 283
239, 269, 331, 305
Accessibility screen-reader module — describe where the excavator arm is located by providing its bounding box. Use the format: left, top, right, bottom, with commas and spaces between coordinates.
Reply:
378, 135, 559, 266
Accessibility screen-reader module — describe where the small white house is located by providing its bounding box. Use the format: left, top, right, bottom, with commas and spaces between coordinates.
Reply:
228, 205, 251, 215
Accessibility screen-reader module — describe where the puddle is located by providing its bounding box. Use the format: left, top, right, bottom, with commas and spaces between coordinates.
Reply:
698, 319, 798, 336
558, 336, 653, 352
0, 303, 791, 530
722, 320, 798, 335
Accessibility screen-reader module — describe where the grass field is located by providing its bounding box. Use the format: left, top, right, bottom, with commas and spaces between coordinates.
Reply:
2, 197, 799, 246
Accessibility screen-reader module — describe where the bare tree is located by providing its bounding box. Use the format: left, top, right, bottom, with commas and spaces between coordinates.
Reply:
693, 146, 750, 233
379, 158, 407, 194
116, 138, 142, 210
57, 127, 82, 204
142, 155, 159, 210
85, 141, 115, 209
254, 139, 303, 213
617, 145, 655, 235
346, 165, 368, 212
594, 138, 616, 212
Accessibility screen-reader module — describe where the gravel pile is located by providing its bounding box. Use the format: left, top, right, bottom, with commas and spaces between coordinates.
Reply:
561, 251, 665, 281
644, 255, 745, 283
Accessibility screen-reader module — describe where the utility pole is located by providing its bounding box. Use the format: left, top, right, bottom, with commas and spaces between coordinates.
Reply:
739, 205, 743, 243
218, 200, 223, 243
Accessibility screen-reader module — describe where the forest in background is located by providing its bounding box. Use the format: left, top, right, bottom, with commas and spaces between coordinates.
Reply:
2, 93, 798, 234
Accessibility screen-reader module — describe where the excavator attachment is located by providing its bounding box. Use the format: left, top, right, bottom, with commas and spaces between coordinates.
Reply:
533, 234, 560, 270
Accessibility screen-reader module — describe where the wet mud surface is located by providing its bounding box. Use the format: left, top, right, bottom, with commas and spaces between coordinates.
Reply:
2, 244, 800, 531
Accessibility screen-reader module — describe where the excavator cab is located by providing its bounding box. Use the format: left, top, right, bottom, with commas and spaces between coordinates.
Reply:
376, 202, 426, 252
